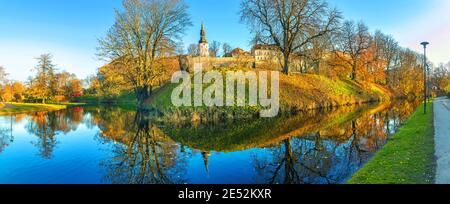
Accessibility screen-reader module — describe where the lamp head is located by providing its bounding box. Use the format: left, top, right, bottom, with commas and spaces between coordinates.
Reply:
421, 42, 429, 48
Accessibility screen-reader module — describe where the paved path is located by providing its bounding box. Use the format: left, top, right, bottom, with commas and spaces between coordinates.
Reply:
435, 97, 450, 184
0, 103, 15, 110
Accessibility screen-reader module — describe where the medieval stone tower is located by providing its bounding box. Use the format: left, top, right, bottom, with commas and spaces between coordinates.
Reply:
198, 22, 209, 57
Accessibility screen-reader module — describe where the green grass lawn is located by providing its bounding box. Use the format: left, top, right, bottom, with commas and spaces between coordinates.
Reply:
348, 102, 435, 184
50, 102, 86, 106
71, 92, 137, 106
0, 102, 67, 115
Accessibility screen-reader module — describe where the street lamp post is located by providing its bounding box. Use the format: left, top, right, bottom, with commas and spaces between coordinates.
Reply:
427, 64, 431, 101
421, 42, 429, 114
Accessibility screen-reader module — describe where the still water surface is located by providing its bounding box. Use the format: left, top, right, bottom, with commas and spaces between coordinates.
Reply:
0, 100, 420, 184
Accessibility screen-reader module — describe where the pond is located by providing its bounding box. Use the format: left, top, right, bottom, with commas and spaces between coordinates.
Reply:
0, 100, 420, 184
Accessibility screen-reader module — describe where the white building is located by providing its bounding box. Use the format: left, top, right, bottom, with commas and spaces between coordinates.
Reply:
198, 22, 209, 57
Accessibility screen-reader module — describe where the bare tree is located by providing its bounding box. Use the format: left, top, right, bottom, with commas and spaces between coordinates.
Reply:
377, 32, 398, 72
431, 62, 450, 95
0, 66, 8, 85
97, 0, 192, 109
302, 34, 333, 74
209, 41, 221, 57
240, 0, 341, 74
222, 43, 233, 57
174, 41, 186, 56
250, 33, 263, 48
334, 20, 371, 80
0, 66, 8, 103
187, 43, 199, 56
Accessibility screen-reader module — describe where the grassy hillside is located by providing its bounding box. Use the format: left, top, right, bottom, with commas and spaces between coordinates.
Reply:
150, 69, 393, 117
279, 74, 393, 111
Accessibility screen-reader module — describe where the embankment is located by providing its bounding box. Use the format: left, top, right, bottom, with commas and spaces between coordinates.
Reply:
150, 70, 394, 122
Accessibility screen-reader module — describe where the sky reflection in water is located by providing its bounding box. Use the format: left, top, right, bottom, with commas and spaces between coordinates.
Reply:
0, 100, 420, 184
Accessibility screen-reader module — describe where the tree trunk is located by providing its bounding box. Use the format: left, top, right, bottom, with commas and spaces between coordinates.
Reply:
136, 85, 152, 110
316, 61, 321, 75
351, 63, 357, 80
301, 60, 306, 74
283, 53, 290, 75
385, 67, 390, 85
351, 120, 357, 136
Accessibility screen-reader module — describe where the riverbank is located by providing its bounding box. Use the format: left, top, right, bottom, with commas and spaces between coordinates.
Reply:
153, 71, 393, 111
71, 92, 137, 110
71, 69, 395, 121
0, 102, 68, 115
149, 70, 394, 121
348, 102, 435, 184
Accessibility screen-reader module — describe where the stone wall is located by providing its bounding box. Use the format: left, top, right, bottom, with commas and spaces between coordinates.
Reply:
179, 55, 255, 72
177, 55, 303, 73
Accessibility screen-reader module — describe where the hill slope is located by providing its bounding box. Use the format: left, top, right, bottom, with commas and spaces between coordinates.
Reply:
150, 70, 393, 116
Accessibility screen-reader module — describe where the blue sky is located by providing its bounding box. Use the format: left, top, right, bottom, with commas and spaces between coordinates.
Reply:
1, 0, 449, 82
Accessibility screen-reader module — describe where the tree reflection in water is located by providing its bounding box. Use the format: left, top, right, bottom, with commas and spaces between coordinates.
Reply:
0, 116, 14, 153
24, 109, 85, 159
0, 99, 420, 184
0, 114, 28, 154
251, 100, 420, 184
94, 108, 188, 184
26, 112, 59, 159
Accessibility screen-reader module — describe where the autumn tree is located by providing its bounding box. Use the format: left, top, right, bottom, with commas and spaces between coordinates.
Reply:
53, 71, 83, 98
431, 63, 450, 95
96, 64, 131, 100
350, 30, 401, 84
374, 31, 399, 84
67, 79, 83, 97
97, 0, 192, 109
1, 81, 26, 102
83, 75, 100, 95
301, 34, 333, 74
55, 71, 73, 96
358, 31, 388, 83
240, 0, 341, 74
29, 54, 58, 103
333, 21, 371, 80
11, 82, 26, 101
389, 49, 424, 97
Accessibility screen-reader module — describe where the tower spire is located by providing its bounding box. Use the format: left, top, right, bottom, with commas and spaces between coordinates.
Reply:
199, 21, 207, 43
202, 151, 211, 173
198, 21, 209, 57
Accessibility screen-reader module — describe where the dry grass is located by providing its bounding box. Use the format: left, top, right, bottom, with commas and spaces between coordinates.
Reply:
151, 68, 394, 114
279, 73, 393, 111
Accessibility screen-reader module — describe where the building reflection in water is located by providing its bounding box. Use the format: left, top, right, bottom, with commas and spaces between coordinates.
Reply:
0, 100, 420, 184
